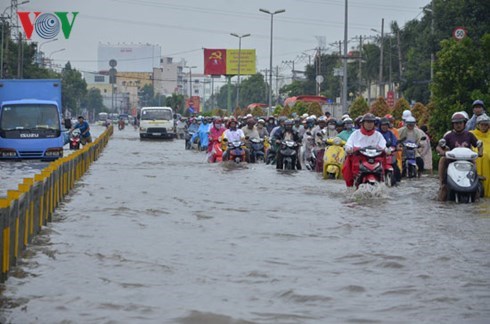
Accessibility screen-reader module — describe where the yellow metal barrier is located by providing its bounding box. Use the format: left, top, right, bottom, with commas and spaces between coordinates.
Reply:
0, 125, 113, 282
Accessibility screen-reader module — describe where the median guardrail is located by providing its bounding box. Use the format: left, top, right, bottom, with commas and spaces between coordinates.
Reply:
0, 125, 113, 282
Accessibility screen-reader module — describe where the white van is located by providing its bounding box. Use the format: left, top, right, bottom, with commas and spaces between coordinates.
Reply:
139, 106, 176, 139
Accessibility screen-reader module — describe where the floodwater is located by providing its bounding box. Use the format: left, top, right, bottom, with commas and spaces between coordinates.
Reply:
1, 127, 489, 324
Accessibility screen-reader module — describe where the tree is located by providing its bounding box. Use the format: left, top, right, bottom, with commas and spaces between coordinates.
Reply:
348, 96, 369, 119
61, 62, 87, 116
252, 106, 263, 116
292, 101, 309, 117
430, 34, 490, 141
308, 102, 323, 117
281, 105, 292, 117
370, 97, 390, 117
81, 87, 106, 115
165, 93, 185, 115
411, 102, 429, 126
392, 98, 411, 122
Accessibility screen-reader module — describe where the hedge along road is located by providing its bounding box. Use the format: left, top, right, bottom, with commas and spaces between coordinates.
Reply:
0, 127, 489, 324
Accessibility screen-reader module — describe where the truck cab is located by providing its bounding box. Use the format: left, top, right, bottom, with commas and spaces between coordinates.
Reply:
139, 107, 176, 139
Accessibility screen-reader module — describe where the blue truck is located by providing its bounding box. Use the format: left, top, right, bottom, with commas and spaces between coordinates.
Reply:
0, 79, 64, 160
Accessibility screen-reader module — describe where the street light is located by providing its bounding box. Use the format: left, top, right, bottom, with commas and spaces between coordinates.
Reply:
230, 32, 251, 109
259, 8, 285, 116
38, 38, 58, 67
48, 48, 65, 69
183, 65, 197, 99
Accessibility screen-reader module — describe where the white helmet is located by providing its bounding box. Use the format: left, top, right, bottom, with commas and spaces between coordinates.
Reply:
405, 116, 416, 124
402, 110, 412, 120
459, 111, 469, 120
341, 114, 350, 120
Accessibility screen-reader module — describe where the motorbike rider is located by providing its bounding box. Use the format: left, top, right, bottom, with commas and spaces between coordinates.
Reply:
197, 117, 211, 151
256, 119, 269, 139
436, 112, 483, 201
292, 117, 306, 138
70, 116, 92, 145
337, 117, 354, 142
222, 118, 249, 161
470, 114, 490, 197
379, 117, 401, 182
466, 99, 487, 131
273, 119, 302, 170
241, 117, 260, 142
397, 116, 425, 175
342, 113, 387, 187
208, 118, 226, 153
266, 116, 276, 134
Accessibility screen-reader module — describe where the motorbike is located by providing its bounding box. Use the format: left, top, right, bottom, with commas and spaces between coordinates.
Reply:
185, 131, 195, 150
353, 146, 389, 188
69, 129, 81, 150
265, 141, 278, 165
118, 119, 125, 130
277, 140, 299, 170
323, 137, 346, 179
445, 147, 483, 203
225, 140, 246, 163
249, 137, 266, 163
400, 139, 420, 178
208, 139, 223, 163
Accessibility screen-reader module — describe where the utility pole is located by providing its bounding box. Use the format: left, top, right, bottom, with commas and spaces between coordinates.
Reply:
378, 18, 384, 98
275, 65, 279, 105
342, 0, 348, 113
358, 35, 363, 96
396, 30, 403, 98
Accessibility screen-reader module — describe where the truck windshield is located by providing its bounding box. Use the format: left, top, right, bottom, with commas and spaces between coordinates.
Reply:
0, 104, 60, 131
141, 109, 172, 121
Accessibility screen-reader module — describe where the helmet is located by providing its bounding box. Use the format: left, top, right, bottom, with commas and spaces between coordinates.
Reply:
227, 118, 237, 128
405, 116, 416, 124
472, 99, 485, 108
309, 115, 317, 120
380, 117, 390, 125
284, 120, 293, 127
336, 120, 344, 127
384, 114, 394, 121
361, 113, 376, 122
343, 117, 353, 124
460, 111, 469, 120
341, 114, 350, 120
278, 116, 288, 123
402, 110, 412, 120
476, 114, 490, 124
258, 119, 265, 124
327, 118, 337, 125
213, 118, 222, 124
302, 113, 309, 118
451, 112, 467, 123
318, 116, 327, 123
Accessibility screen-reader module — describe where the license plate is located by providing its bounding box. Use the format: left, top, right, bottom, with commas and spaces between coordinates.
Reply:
152, 132, 162, 136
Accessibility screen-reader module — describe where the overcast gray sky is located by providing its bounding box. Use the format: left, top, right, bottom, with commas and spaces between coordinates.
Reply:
4, 0, 430, 76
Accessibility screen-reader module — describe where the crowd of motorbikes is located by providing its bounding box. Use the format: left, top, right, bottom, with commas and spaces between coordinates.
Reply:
181, 113, 484, 203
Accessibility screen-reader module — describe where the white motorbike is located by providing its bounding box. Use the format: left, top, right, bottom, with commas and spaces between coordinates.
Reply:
445, 147, 483, 203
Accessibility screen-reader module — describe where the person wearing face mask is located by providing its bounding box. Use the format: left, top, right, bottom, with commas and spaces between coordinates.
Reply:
208, 118, 226, 153
319, 118, 338, 143
337, 117, 355, 142
197, 117, 211, 151
256, 119, 269, 139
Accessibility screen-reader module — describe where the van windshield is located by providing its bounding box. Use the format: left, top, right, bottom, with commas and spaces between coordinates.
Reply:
141, 109, 172, 121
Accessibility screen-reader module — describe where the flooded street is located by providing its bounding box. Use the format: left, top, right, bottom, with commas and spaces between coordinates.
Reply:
1, 128, 489, 323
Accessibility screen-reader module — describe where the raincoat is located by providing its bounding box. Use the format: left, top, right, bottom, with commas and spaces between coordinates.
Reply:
471, 128, 490, 197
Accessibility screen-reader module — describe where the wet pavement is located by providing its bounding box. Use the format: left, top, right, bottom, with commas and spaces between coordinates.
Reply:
1, 127, 489, 323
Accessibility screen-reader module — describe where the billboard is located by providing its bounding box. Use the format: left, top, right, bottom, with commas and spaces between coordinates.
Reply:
204, 48, 256, 76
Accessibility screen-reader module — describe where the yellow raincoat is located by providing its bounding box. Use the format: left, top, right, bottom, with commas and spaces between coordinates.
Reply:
471, 129, 490, 197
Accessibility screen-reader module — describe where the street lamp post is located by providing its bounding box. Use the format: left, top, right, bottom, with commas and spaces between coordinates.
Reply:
48, 48, 65, 69
259, 8, 285, 116
342, 0, 348, 113
37, 38, 58, 67
230, 33, 250, 109
184, 65, 197, 99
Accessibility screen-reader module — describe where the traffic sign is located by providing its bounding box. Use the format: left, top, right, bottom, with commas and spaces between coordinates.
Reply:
452, 27, 467, 41
315, 75, 324, 84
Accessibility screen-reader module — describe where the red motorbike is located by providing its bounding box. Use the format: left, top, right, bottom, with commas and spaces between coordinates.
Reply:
208, 139, 223, 163
352, 146, 391, 188
69, 129, 81, 150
